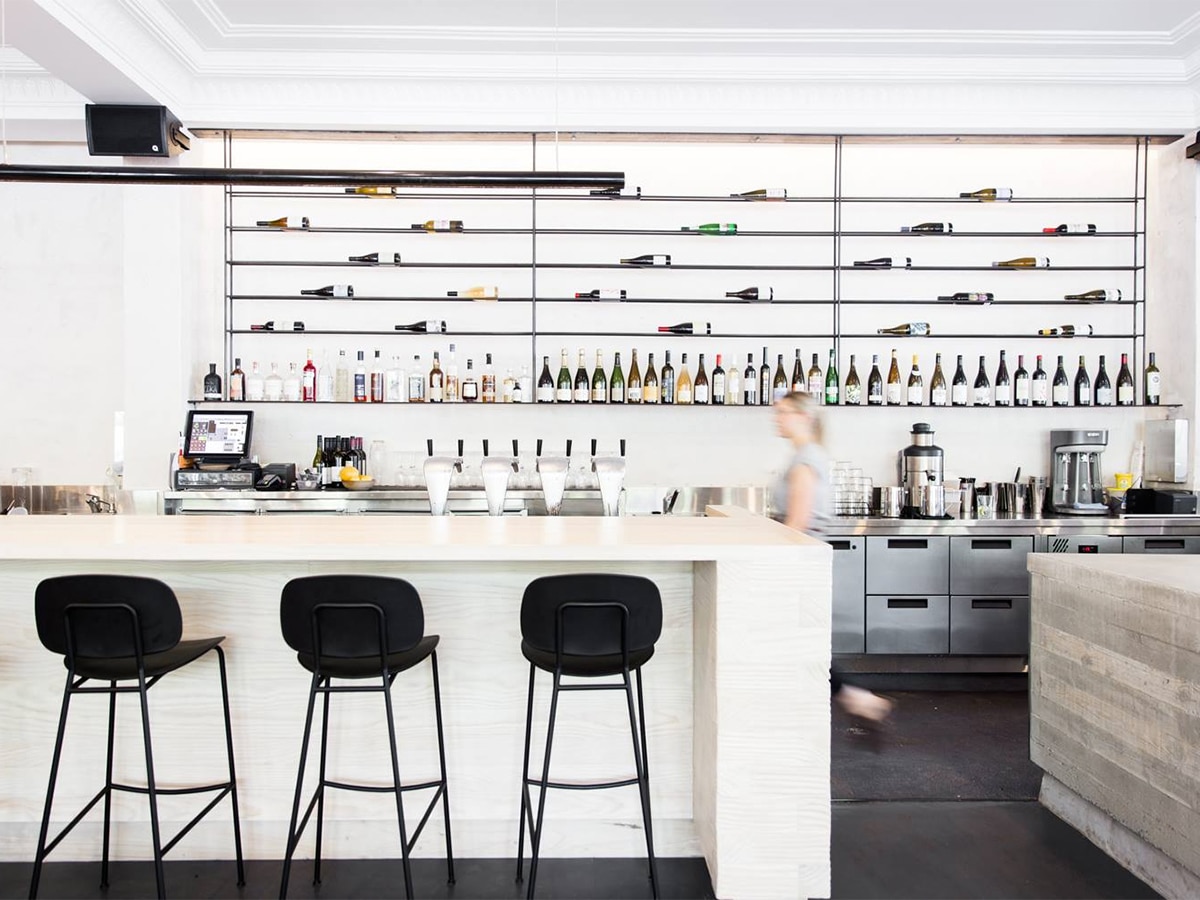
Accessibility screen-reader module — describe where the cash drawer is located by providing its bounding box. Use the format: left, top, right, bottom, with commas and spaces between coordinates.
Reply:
949, 536, 1034, 595
865, 595, 949, 654
828, 537, 866, 654
866, 536, 949, 596
949, 596, 1030, 655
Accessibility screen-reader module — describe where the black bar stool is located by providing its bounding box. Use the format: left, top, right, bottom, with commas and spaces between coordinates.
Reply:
515, 573, 663, 900
278, 574, 454, 900
30, 574, 244, 900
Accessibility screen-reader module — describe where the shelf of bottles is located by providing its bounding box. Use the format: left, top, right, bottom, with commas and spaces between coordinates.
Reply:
217, 135, 1151, 410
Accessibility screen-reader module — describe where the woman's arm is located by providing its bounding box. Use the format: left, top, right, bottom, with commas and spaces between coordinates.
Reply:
783, 463, 816, 532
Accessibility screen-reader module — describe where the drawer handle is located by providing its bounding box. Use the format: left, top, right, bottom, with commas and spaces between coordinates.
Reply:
887, 598, 929, 609
887, 539, 928, 550
1143, 539, 1185, 551
971, 599, 1013, 610
829, 540, 853, 551
971, 539, 1012, 551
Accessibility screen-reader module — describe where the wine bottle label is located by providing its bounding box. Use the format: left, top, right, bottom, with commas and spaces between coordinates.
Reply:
825, 386, 838, 404
1052, 384, 1070, 404
931, 387, 947, 406
556, 387, 571, 402
695, 385, 709, 404
676, 384, 691, 403
645, 385, 660, 403
885, 384, 901, 404
627, 385, 643, 402
1077, 393, 1092, 406
1031, 381, 1048, 403
574, 387, 589, 402
592, 386, 607, 402
537, 386, 555, 403
712, 375, 725, 397
907, 386, 922, 405
1096, 387, 1113, 405
846, 384, 862, 404
973, 387, 990, 405
1117, 385, 1134, 404
1146, 373, 1161, 397
951, 384, 968, 405
1015, 380, 1030, 402
996, 385, 1011, 403
808, 375, 822, 394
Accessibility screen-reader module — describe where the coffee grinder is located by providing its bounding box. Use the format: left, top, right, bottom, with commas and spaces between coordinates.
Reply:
1050, 429, 1108, 515
900, 423, 946, 517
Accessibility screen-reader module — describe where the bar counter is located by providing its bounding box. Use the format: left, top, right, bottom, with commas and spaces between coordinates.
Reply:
0, 509, 829, 900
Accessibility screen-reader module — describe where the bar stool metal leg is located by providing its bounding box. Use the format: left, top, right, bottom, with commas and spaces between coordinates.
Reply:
526, 671, 562, 900
312, 683, 331, 885
214, 646, 246, 887
100, 682, 117, 890
430, 651, 456, 885
382, 672, 416, 900
515, 662, 536, 884
280, 672, 320, 900
29, 674, 73, 900
136, 670, 167, 900
626, 670, 659, 898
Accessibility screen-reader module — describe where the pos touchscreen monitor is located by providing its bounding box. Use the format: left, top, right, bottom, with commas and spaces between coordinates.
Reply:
182, 410, 254, 465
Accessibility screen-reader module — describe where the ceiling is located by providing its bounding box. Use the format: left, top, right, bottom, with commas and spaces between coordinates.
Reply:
2, 0, 1200, 139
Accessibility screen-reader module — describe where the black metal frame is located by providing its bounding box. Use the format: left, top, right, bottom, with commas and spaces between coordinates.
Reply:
279, 602, 454, 900
515, 601, 659, 900
29, 603, 244, 900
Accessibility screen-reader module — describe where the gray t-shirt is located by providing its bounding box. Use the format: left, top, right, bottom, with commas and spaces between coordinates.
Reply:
769, 442, 832, 536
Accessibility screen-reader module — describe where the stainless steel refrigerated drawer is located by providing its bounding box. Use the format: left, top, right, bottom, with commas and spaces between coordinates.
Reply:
866, 536, 949, 596
949, 596, 1030, 655
828, 537, 866, 654
949, 536, 1034, 595
865, 595, 950, 654
1122, 536, 1200, 554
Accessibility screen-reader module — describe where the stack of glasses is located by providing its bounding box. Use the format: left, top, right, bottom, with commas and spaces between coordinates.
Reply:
830, 462, 872, 517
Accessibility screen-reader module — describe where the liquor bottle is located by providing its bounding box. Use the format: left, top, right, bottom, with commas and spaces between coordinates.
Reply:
682, 223, 737, 235
627, 349, 643, 404
1094, 355, 1113, 406
1074, 356, 1092, 406
900, 222, 952, 233
246, 361, 265, 401
257, 215, 308, 228
610, 352, 625, 403
461, 359, 480, 402
395, 320, 447, 333
773, 354, 789, 403
518, 365, 533, 403
929, 353, 947, 407
537, 356, 555, 403
993, 256, 1050, 268
481, 353, 497, 403
408, 354, 425, 402
302, 350, 318, 402
229, 358, 246, 402
731, 187, 787, 199
791, 350, 804, 393
1116, 353, 1135, 406
1031, 355, 1048, 407
743, 353, 758, 406
725, 286, 773, 302
852, 257, 912, 269
676, 353, 693, 405
867, 355, 883, 406
973, 356, 991, 407
591, 350, 609, 403
302, 284, 353, 298
938, 292, 994, 304
661, 351, 676, 405
877, 322, 931, 336
845, 355, 862, 405
994, 350, 1011, 407
447, 286, 499, 300
960, 187, 1013, 201
573, 349, 590, 403
620, 254, 671, 267
824, 349, 839, 406
334, 350, 351, 402
1064, 289, 1120, 303
503, 368, 516, 403
1051, 356, 1070, 407
951, 355, 968, 407
556, 350, 572, 403
1037, 324, 1094, 337
444, 343, 460, 402
807, 353, 823, 398
575, 289, 627, 300
428, 351, 445, 403
312, 435, 325, 485
658, 322, 711, 335
724, 356, 739, 405
345, 186, 394, 196
411, 219, 464, 232
265, 362, 284, 402
885, 350, 902, 406
1014, 354, 1030, 407
284, 363, 303, 402
710, 354, 724, 405
1043, 223, 1097, 234
385, 354, 405, 403
644, 353, 660, 404
368, 350, 384, 402
353, 351, 368, 402
203, 363, 222, 401
758, 348, 771, 407
694, 353, 710, 404
906, 354, 923, 406
1144, 352, 1161, 405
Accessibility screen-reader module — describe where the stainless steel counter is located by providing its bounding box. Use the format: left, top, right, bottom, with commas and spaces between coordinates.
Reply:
827, 514, 1200, 537
163, 488, 606, 516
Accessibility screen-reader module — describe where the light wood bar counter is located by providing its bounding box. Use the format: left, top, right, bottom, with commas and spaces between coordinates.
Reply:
0, 509, 831, 900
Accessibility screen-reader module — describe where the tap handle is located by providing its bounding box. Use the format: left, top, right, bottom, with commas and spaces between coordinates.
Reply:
591, 438, 598, 457
536, 438, 543, 457
512, 439, 519, 458
427, 438, 434, 458
620, 438, 626, 458
566, 438, 573, 458
482, 438, 489, 457
457, 438, 464, 457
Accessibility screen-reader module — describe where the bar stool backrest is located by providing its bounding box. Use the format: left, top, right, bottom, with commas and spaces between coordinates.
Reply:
35, 574, 182, 660
521, 574, 662, 658
280, 574, 424, 658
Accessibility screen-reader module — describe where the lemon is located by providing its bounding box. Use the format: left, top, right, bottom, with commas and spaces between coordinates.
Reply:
339, 465, 360, 481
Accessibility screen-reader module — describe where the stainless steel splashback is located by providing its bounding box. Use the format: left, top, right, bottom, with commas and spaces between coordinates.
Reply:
1144, 419, 1189, 484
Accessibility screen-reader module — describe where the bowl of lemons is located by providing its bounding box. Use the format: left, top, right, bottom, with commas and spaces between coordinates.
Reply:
339, 466, 375, 491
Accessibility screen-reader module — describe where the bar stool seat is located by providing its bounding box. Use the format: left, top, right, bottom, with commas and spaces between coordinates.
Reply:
70, 636, 226, 680
520, 640, 654, 677
297, 634, 438, 679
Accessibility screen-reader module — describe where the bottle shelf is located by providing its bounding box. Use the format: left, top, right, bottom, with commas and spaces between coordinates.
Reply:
840, 196, 1138, 204
842, 332, 1138, 340
231, 329, 531, 337
535, 331, 838, 340
838, 299, 1139, 306
233, 226, 1143, 240
230, 294, 532, 303
229, 260, 1143, 273
228, 294, 1140, 308
840, 265, 1141, 272
187, 398, 1178, 409
842, 230, 1141, 238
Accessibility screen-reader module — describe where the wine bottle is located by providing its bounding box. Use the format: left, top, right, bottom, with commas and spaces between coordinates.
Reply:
644, 352, 660, 404
446, 286, 499, 300
906, 354, 923, 406
302, 350, 318, 402
627, 349, 643, 404
461, 358, 480, 402
1038, 324, 1094, 337
444, 343, 459, 402
710, 354, 724, 406
353, 351, 368, 403
556, 349, 572, 403
428, 351, 445, 403
203, 363, 222, 401
1014, 354, 1030, 407
661, 350, 676, 405
731, 187, 787, 199
951, 355, 968, 407
877, 322, 931, 336
929, 353, 947, 407
1116, 353, 1135, 406
573, 349, 590, 403
1043, 223, 1097, 234
758, 348, 771, 407
256, 215, 309, 229
302, 284, 353, 298
993, 256, 1050, 268
250, 320, 305, 332
394, 320, 447, 333
591, 349, 609, 403
1031, 355, 1048, 407
994, 350, 1011, 407
229, 358, 246, 402
725, 286, 773, 302
503, 368, 517, 403
1144, 352, 1160, 405
334, 350, 351, 402
1051, 355, 1070, 407
348, 251, 385, 264
772, 354, 788, 404
694, 353, 710, 404
960, 187, 1013, 201
407, 354, 425, 402
537, 355, 555, 403
824, 349, 839, 406
938, 292, 994, 304
676, 353, 693, 405
411, 219, 464, 232
611, 352, 626, 404
805, 352, 823, 398
575, 289, 627, 300
845, 355, 862, 405
658, 321, 711, 335
682, 223, 737, 235
973, 355, 991, 407
1064, 289, 1120, 303
867, 355, 883, 406
481, 353, 497, 403
790, 350, 804, 393
345, 186, 394, 196
885, 350, 902, 406
1094, 355, 1113, 406
723, 355, 738, 405
620, 254, 671, 267
900, 222, 952, 233
312, 435, 325, 485
852, 257, 912, 269
1074, 356, 1091, 406
744, 353, 758, 406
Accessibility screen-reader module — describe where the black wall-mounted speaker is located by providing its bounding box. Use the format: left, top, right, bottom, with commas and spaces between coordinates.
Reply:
85, 104, 190, 157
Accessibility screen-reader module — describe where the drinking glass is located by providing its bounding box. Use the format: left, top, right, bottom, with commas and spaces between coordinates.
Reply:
976, 494, 995, 520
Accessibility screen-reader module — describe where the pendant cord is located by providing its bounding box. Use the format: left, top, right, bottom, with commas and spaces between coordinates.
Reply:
2, 0, 9, 164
